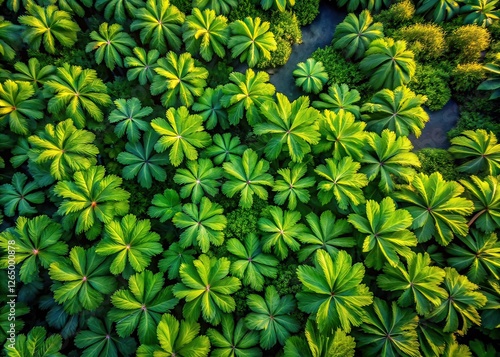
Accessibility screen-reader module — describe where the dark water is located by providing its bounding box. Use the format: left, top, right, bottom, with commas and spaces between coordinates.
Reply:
269, 2, 346, 100
408, 100, 459, 149
254, 2, 459, 148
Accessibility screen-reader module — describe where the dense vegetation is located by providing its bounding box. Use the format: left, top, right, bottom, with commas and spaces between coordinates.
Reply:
1, 0, 500, 355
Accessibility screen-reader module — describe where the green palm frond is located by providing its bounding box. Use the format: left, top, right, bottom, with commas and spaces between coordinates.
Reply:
54, 165, 130, 239
220, 69, 275, 125
173, 158, 223, 203
360, 38, 416, 90
151, 106, 212, 166
130, 0, 185, 53
313, 109, 367, 161
461, 175, 500, 232
49, 246, 118, 313
0, 172, 44, 217
11, 58, 56, 90
377, 251, 447, 315
361, 129, 420, 193
173, 197, 227, 253
449, 129, 500, 175
96, 214, 163, 274
192, 86, 229, 130
333, 10, 384, 60
86, 22, 136, 70
273, 163, 316, 210
296, 249, 373, 332
0, 80, 44, 135
253, 93, 321, 162
259, 206, 308, 260
44, 63, 112, 128
173, 254, 241, 325
245, 286, 300, 349
222, 148, 274, 208
312, 83, 361, 118
183, 8, 229, 62
151, 51, 209, 107
19, 1, 81, 54
228, 17, 277, 68
95, 0, 144, 23
361, 86, 429, 138
117, 131, 169, 189
293, 58, 328, 94
28, 118, 99, 180
0, 215, 67, 283
124, 47, 160, 85
193, 0, 237, 15
314, 156, 368, 210
226, 233, 279, 291
393, 172, 474, 246
108, 270, 178, 344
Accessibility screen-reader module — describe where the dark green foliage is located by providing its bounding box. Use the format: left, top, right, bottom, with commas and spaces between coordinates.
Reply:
408, 63, 451, 111
224, 197, 269, 240
416, 148, 459, 181
3, 0, 500, 355
311, 45, 365, 87
292, 0, 319, 25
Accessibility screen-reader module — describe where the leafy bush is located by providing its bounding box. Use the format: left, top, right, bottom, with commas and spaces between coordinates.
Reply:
416, 148, 459, 181
292, 0, 320, 25
451, 62, 486, 92
312, 45, 365, 87
375, 0, 415, 28
449, 24, 491, 63
394, 23, 446, 61
408, 63, 452, 111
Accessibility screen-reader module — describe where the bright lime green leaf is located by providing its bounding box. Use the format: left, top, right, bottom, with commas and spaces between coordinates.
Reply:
427, 267, 487, 334
172, 197, 227, 253
96, 214, 163, 274
0, 215, 67, 283
258, 206, 307, 261
272, 163, 316, 210
130, 0, 184, 53
150, 51, 208, 108
355, 298, 420, 357
296, 250, 373, 333
314, 156, 368, 210
28, 118, 99, 180
298, 210, 355, 262
207, 314, 261, 357
109, 270, 178, 345
348, 197, 417, 270
173, 254, 241, 325
151, 106, 212, 167
54, 165, 130, 239
226, 233, 279, 291
245, 286, 300, 350
447, 229, 500, 284
253, 93, 321, 163
377, 252, 447, 315
392, 172, 474, 246
222, 148, 274, 208
333, 10, 384, 60
0, 80, 44, 135
173, 158, 223, 203
49, 246, 117, 314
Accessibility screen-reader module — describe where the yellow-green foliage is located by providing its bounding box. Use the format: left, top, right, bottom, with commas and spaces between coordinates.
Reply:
449, 24, 491, 63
